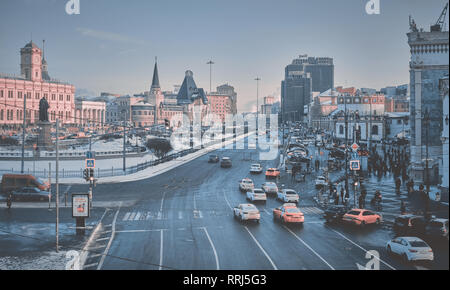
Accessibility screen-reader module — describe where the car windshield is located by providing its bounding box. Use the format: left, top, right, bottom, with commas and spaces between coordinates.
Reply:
347, 210, 361, 216
243, 180, 253, 184
36, 178, 45, 185
285, 191, 296, 195
429, 221, 445, 227
254, 190, 264, 194
243, 206, 256, 211
409, 241, 428, 247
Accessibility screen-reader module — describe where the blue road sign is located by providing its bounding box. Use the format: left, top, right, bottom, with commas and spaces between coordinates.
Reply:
350, 160, 360, 171
86, 159, 95, 169
86, 151, 93, 159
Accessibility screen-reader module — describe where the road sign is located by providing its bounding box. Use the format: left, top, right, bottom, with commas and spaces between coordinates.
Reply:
86, 151, 94, 159
72, 193, 90, 218
350, 160, 360, 171
351, 143, 359, 151
85, 159, 95, 169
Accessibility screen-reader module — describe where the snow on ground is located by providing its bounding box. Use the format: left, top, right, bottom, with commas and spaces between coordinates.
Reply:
0, 251, 68, 270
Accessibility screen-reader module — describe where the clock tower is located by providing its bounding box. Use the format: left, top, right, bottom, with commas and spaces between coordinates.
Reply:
20, 41, 42, 82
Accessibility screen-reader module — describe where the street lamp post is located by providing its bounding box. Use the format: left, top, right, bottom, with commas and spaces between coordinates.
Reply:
423, 109, 431, 218
207, 60, 214, 94
21, 92, 27, 173
255, 77, 261, 146
344, 99, 349, 200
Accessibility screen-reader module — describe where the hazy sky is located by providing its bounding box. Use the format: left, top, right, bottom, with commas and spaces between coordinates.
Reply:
0, 0, 448, 112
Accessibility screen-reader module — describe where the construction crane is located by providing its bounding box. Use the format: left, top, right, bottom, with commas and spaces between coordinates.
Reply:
431, 3, 448, 32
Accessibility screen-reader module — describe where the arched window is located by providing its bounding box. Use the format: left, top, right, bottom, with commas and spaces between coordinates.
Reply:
371, 125, 379, 136
339, 125, 344, 135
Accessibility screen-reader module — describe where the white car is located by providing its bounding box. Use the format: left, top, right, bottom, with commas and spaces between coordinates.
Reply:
233, 204, 260, 222
277, 189, 299, 203
386, 237, 434, 262
261, 182, 278, 195
247, 188, 267, 203
239, 178, 254, 192
250, 163, 263, 174
315, 176, 327, 188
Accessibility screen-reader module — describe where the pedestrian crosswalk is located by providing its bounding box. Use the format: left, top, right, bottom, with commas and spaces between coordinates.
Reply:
298, 207, 324, 215
121, 206, 325, 221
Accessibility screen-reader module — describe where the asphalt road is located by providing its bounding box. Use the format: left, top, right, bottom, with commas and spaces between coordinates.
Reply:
73, 136, 448, 270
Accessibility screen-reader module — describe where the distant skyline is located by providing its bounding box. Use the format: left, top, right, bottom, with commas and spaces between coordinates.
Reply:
0, 0, 448, 112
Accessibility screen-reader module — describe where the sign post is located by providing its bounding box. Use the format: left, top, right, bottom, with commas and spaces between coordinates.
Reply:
72, 193, 90, 236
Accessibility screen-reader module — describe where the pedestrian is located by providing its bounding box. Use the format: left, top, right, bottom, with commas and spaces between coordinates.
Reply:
400, 201, 406, 215
340, 187, 344, 203
6, 193, 12, 209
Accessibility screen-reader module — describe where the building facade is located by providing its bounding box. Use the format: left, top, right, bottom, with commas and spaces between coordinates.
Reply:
0, 41, 75, 128
75, 99, 106, 128
407, 15, 449, 185
439, 76, 449, 198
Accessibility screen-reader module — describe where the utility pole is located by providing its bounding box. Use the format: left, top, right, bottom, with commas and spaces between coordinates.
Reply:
21, 92, 27, 173
55, 118, 59, 252
255, 77, 261, 146
207, 60, 214, 94
344, 99, 349, 200
424, 109, 431, 218
368, 99, 372, 151
123, 115, 126, 172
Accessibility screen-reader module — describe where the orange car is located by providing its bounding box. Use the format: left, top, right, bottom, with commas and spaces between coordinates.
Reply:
265, 168, 280, 179
273, 203, 304, 224
342, 209, 382, 226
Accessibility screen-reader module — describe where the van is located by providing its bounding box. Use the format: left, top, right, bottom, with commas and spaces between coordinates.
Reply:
1, 174, 50, 195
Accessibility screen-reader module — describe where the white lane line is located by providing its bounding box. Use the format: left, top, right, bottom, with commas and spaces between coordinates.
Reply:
146, 211, 153, 220
129, 212, 136, 221
327, 227, 396, 270
160, 191, 166, 212
283, 226, 335, 270
116, 229, 168, 233
202, 227, 220, 270
198, 210, 203, 219
134, 212, 141, 221
223, 191, 233, 210
122, 212, 131, 221
178, 211, 183, 220
159, 230, 164, 270
244, 226, 278, 270
263, 209, 271, 215
157, 211, 163, 220
97, 207, 121, 270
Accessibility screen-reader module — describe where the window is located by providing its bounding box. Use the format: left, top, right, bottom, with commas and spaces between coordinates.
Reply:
59, 94, 63, 101
0, 109, 3, 120
371, 125, 379, 136
339, 125, 344, 135
35, 92, 40, 99
18, 91, 22, 99
8, 90, 13, 98
66, 95, 70, 101
0, 90, 3, 98
52, 94, 56, 101
27, 92, 31, 99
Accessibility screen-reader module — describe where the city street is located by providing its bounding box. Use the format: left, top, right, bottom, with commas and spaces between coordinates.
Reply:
62, 136, 447, 270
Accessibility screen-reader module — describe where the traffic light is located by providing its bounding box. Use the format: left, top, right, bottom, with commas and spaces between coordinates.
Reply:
83, 169, 89, 181
164, 119, 170, 129
89, 168, 94, 181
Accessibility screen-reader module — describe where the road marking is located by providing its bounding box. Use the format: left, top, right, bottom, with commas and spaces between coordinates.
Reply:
129, 212, 136, 221
116, 229, 168, 233
263, 209, 271, 215
244, 226, 278, 270
202, 227, 220, 270
283, 225, 335, 270
157, 211, 163, 220
159, 230, 164, 270
178, 211, 183, 220
327, 227, 396, 270
134, 212, 141, 221
160, 191, 166, 212
122, 212, 131, 221
199, 210, 203, 219
97, 207, 121, 270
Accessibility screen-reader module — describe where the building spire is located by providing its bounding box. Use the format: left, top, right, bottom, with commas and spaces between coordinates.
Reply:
151, 57, 160, 89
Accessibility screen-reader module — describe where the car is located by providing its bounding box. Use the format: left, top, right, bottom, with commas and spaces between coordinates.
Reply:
273, 203, 304, 224
250, 163, 263, 174
323, 205, 350, 223
261, 182, 278, 195
208, 154, 219, 163
220, 157, 232, 168
239, 178, 255, 192
386, 237, 434, 262
393, 215, 427, 236
425, 218, 449, 240
233, 203, 260, 223
330, 148, 345, 159
246, 188, 267, 203
265, 168, 280, 179
315, 176, 327, 188
11, 187, 50, 202
276, 189, 299, 203
342, 209, 382, 226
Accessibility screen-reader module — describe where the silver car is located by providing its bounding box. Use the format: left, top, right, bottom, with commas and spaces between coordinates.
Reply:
261, 182, 278, 195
